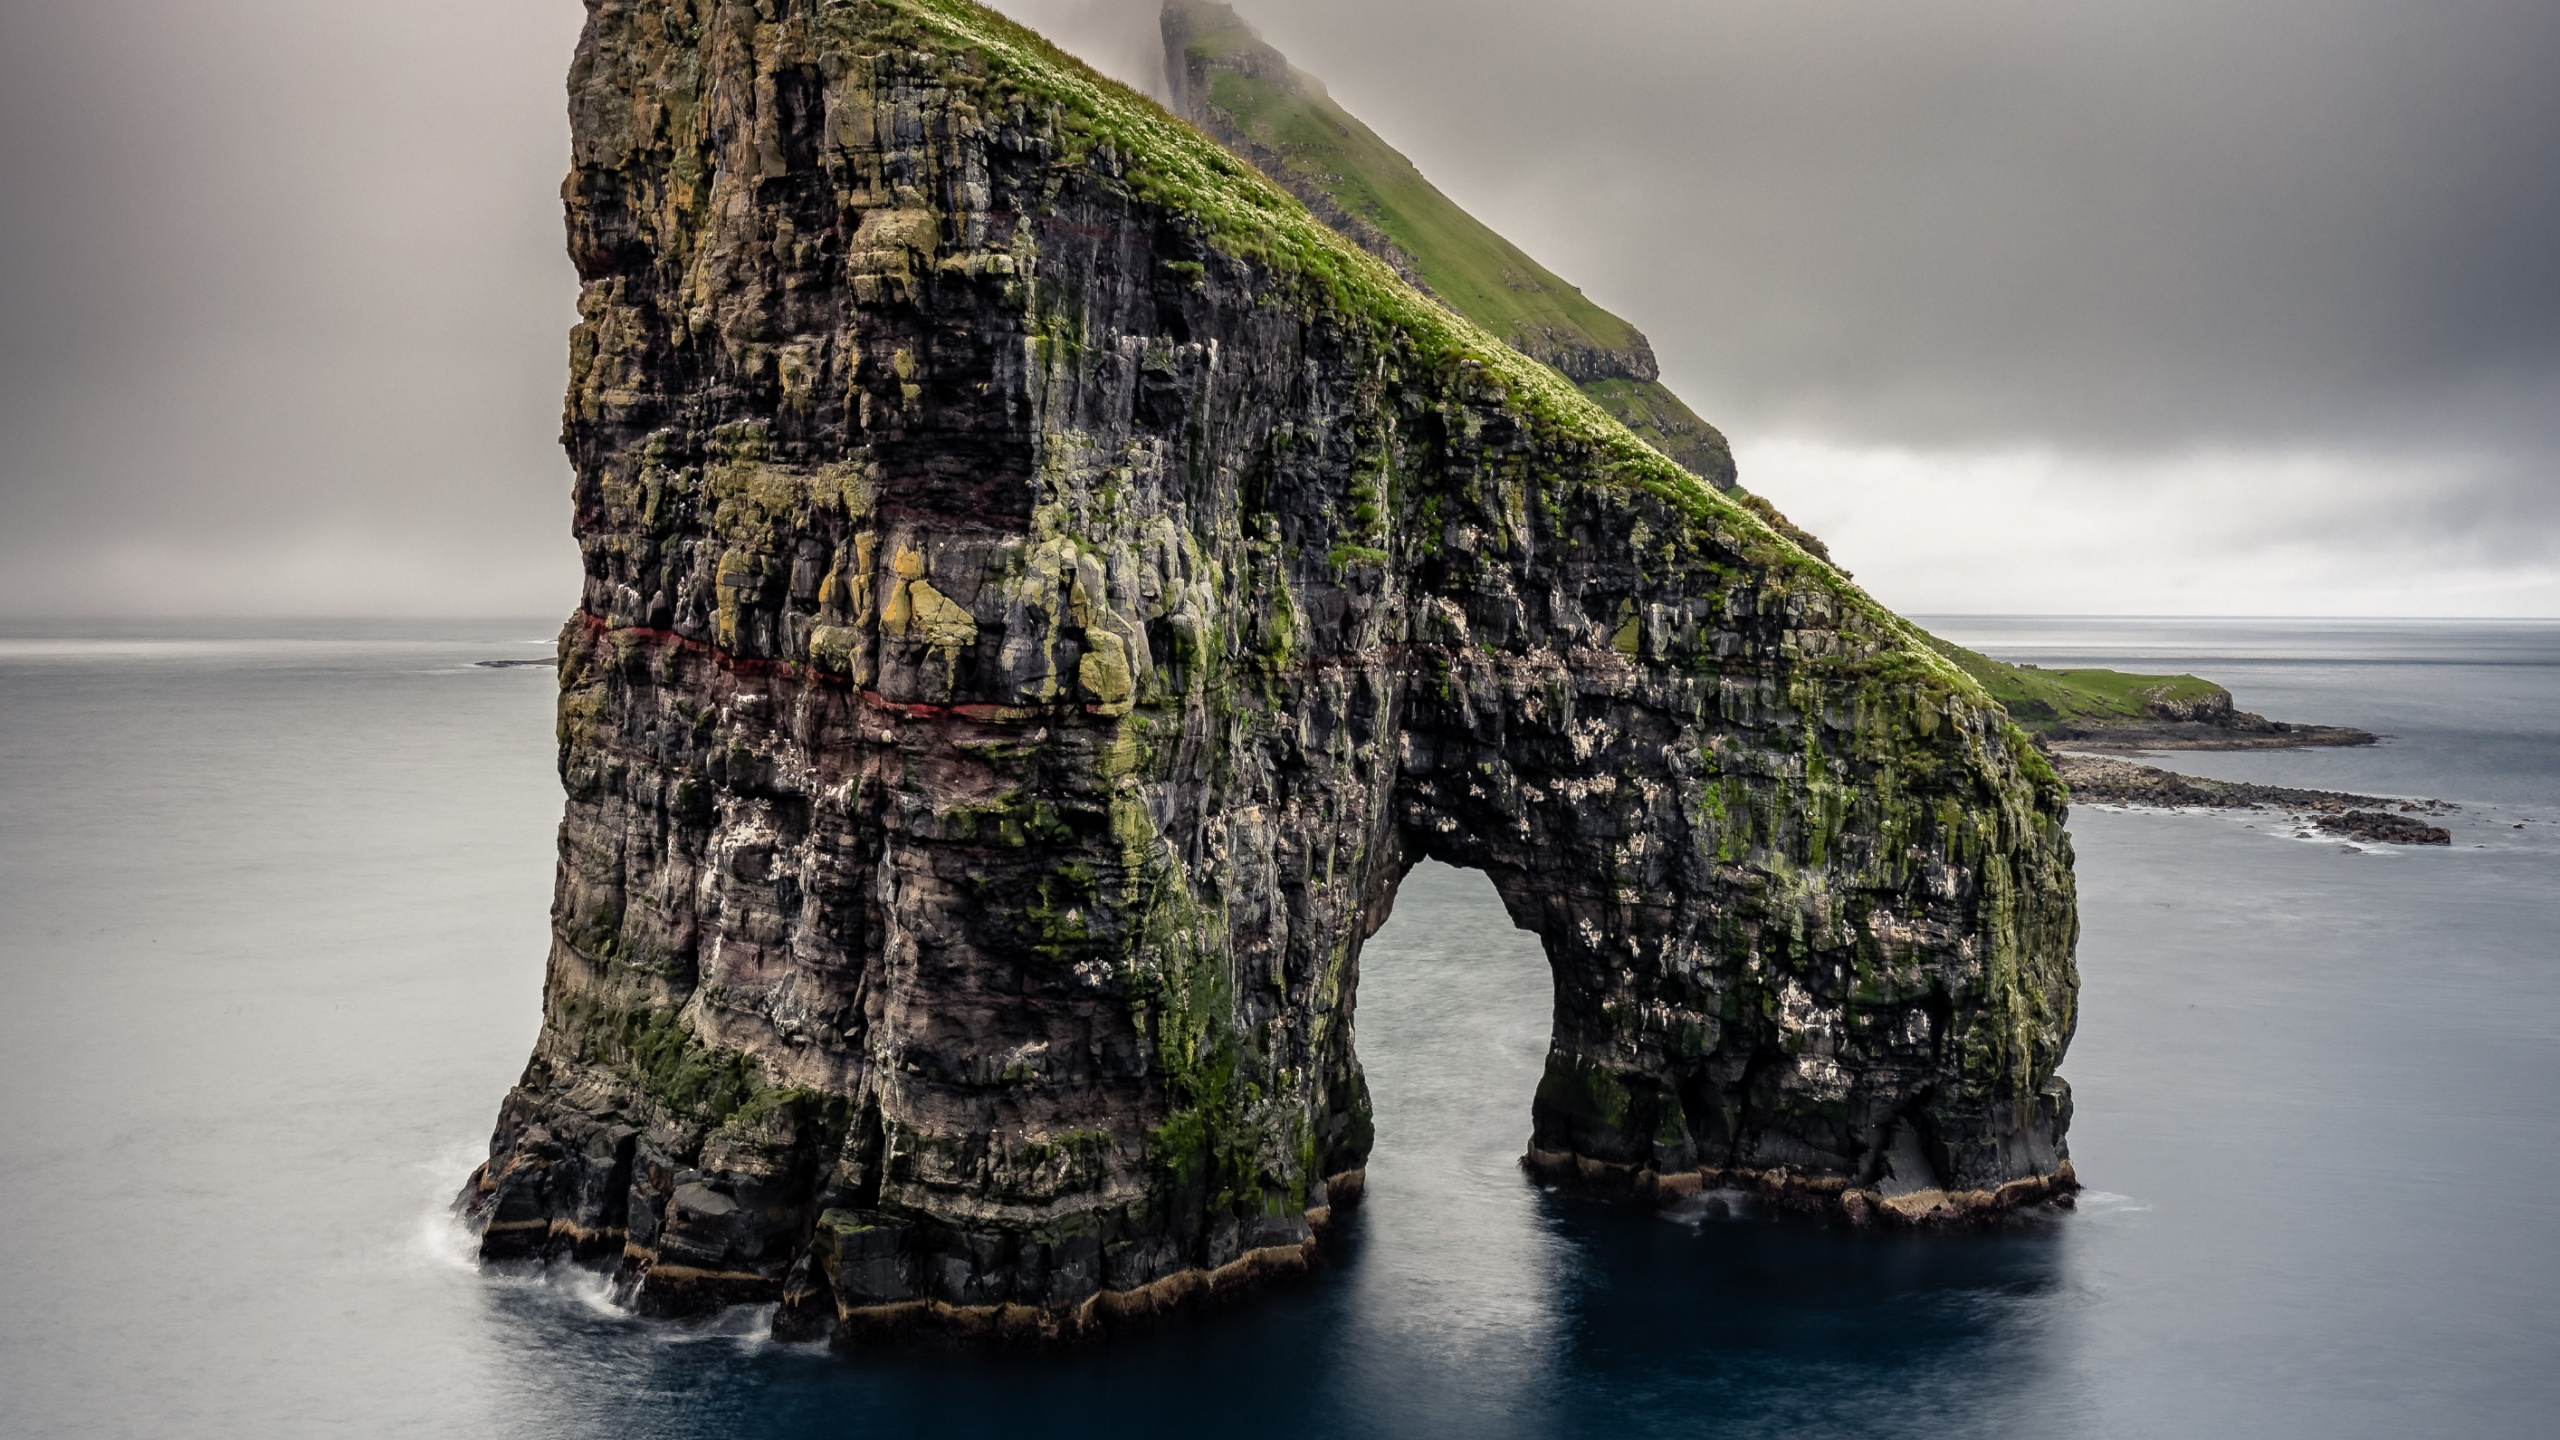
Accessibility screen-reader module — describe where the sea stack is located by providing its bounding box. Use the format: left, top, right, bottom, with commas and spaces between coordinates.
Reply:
459, 0, 2080, 1345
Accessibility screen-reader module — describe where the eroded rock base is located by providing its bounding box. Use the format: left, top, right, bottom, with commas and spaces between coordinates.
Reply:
1527, 1148, 2080, 1229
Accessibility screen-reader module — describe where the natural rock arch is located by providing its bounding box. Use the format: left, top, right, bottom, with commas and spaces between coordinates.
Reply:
460, 0, 2078, 1345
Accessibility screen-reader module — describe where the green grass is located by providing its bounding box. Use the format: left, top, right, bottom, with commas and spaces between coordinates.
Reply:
1184, 51, 1646, 370
1166, 3, 1786, 492
1571, 377, 1735, 488
1927, 639, 2227, 735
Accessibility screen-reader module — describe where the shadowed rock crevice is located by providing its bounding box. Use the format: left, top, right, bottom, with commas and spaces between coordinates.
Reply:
459, 0, 2079, 1346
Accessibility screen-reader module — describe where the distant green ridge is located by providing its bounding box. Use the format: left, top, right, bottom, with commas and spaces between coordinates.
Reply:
1161, 0, 1739, 497
1927, 638, 2229, 738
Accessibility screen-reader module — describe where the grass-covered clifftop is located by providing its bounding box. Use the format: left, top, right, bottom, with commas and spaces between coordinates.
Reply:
1161, 0, 1738, 492
1167, 10, 1645, 367
1927, 640, 2228, 736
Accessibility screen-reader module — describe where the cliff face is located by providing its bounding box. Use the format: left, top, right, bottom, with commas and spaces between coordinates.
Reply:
460, 0, 2080, 1344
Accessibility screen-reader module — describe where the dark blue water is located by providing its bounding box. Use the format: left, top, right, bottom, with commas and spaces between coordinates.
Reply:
2, 617, 2555, 1438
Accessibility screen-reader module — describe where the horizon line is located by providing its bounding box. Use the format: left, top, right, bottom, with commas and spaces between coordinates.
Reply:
3, 611, 2557, 626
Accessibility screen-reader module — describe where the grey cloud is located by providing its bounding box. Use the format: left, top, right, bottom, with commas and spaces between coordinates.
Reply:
990, 0, 1168, 98
1, 0, 2552, 615
1235, 0, 2560, 456
0, 0, 584, 616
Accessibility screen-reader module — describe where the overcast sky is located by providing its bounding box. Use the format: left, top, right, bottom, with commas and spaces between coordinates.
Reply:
2, 0, 2553, 617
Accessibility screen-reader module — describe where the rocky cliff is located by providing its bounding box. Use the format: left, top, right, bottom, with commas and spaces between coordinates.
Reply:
459, 0, 2080, 1346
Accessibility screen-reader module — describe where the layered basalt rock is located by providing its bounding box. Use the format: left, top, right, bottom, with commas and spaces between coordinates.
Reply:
460, 0, 2080, 1345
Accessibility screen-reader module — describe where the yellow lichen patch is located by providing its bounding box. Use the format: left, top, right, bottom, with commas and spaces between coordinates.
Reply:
705, 459, 876, 553
808, 624, 866, 676
1611, 614, 1642, 657
846, 533, 881, 624
1079, 632, 1135, 713
556, 684, 610, 746
847, 207, 940, 304
1107, 791, 1159, 871
906, 580, 979, 650
824, 462, 878, 521
1099, 723, 1145, 779
714, 549, 763, 651
568, 281, 649, 421
779, 345, 818, 415
880, 545, 923, 636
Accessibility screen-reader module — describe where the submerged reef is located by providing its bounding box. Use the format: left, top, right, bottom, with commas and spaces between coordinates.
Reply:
460, 0, 2080, 1346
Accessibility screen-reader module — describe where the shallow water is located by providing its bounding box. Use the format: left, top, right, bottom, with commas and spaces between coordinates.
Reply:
1, 617, 2555, 1438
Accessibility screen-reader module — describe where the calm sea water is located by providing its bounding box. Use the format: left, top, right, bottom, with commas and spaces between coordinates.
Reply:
2, 616, 2555, 1438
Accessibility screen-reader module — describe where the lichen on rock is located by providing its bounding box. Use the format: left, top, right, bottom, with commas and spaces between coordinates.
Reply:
459, 0, 2080, 1346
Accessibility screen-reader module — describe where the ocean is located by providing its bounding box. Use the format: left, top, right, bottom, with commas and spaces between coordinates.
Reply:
2, 616, 2554, 1438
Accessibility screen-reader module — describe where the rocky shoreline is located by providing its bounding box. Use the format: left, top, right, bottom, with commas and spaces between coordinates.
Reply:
1524, 1147, 2079, 1230
2048, 719, 2377, 751
2039, 691, 2376, 751
2053, 753, 2454, 844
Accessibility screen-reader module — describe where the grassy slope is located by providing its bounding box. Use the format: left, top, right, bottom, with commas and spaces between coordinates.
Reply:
1928, 640, 2227, 735
1573, 378, 1735, 495
1173, 9, 1735, 487
1190, 63, 1643, 366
